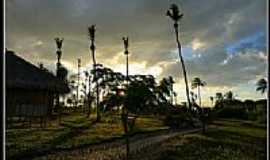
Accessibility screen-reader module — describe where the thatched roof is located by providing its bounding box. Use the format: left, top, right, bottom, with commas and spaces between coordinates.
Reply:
6, 50, 70, 93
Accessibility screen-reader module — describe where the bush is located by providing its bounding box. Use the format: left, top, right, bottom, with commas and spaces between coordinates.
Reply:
216, 107, 248, 120
163, 112, 197, 129
256, 109, 267, 124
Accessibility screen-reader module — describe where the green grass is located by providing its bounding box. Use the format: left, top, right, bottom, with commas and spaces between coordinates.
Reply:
156, 119, 266, 160
6, 113, 166, 159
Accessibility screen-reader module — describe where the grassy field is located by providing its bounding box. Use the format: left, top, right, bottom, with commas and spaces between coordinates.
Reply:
6, 113, 267, 160
150, 119, 267, 160
6, 113, 166, 159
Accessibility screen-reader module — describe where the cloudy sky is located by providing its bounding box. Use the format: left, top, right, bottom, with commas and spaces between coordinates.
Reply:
6, 0, 267, 105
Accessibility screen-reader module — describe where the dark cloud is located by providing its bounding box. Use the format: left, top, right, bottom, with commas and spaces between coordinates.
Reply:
5, 0, 267, 98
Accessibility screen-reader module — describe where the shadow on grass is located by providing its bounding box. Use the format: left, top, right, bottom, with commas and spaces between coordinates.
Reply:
155, 120, 266, 160
7, 119, 97, 160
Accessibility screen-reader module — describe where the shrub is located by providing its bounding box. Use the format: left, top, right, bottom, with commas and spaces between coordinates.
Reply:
163, 112, 196, 129
216, 107, 248, 120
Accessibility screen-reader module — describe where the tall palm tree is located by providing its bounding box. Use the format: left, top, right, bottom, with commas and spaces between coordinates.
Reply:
122, 36, 130, 160
54, 37, 64, 124
256, 78, 267, 95
167, 4, 191, 110
88, 25, 101, 122
191, 77, 206, 107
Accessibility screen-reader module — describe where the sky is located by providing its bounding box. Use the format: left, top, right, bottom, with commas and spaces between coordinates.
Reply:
5, 0, 268, 106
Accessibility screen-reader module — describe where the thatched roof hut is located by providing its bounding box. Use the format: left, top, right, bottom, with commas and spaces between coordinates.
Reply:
6, 50, 69, 93
6, 50, 70, 120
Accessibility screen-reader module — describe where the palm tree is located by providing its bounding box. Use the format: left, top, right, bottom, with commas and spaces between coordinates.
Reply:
191, 77, 206, 107
122, 36, 130, 160
256, 78, 267, 95
54, 37, 64, 124
167, 4, 191, 110
210, 96, 214, 107
88, 25, 100, 122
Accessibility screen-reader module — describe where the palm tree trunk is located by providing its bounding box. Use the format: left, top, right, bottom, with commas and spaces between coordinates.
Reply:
198, 86, 201, 107
87, 76, 91, 118
125, 53, 130, 160
77, 67, 79, 107
91, 42, 100, 122
174, 23, 191, 110
56, 62, 62, 124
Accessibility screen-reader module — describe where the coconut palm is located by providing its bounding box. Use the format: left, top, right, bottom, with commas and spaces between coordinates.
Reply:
88, 25, 101, 122
122, 36, 130, 160
54, 37, 64, 124
256, 78, 267, 95
191, 77, 206, 107
167, 4, 191, 110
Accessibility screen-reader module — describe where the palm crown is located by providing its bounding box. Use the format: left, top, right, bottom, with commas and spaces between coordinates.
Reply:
191, 77, 206, 89
166, 4, 184, 23
256, 78, 267, 94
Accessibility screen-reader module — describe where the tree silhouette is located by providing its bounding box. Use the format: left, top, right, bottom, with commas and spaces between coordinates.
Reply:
83, 71, 94, 117
224, 91, 234, 101
190, 91, 197, 104
54, 37, 64, 124
167, 4, 191, 110
88, 25, 101, 122
215, 92, 224, 108
122, 36, 130, 160
191, 77, 206, 107
210, 96, 214, 107
158, 77, 172, 103
76, 58, 81, 107
256, 78, 267, 95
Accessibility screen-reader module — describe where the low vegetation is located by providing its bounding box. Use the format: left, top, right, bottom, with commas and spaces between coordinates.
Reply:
133, 119, 266, 160
6, 113, 166, 159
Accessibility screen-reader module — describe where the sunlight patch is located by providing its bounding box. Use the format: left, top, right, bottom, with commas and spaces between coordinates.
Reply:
191, 39, 206, 51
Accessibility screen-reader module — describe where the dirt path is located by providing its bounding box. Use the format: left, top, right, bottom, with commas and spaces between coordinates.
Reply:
37, 128, 201, 160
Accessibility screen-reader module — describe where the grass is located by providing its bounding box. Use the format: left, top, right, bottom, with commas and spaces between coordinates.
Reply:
6, 112, 166, 159
154, 119, 266, 160
7, 114, 266, 160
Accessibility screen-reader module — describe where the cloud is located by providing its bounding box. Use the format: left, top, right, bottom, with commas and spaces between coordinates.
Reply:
5, 0, 267, 100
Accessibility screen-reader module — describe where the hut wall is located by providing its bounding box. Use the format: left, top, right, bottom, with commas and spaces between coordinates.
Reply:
6, 88, 53, 118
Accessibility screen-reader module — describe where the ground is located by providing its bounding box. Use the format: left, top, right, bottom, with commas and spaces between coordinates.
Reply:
151, 119, 267, 160
6, 112, 167, 159
6, 113, 267, 160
